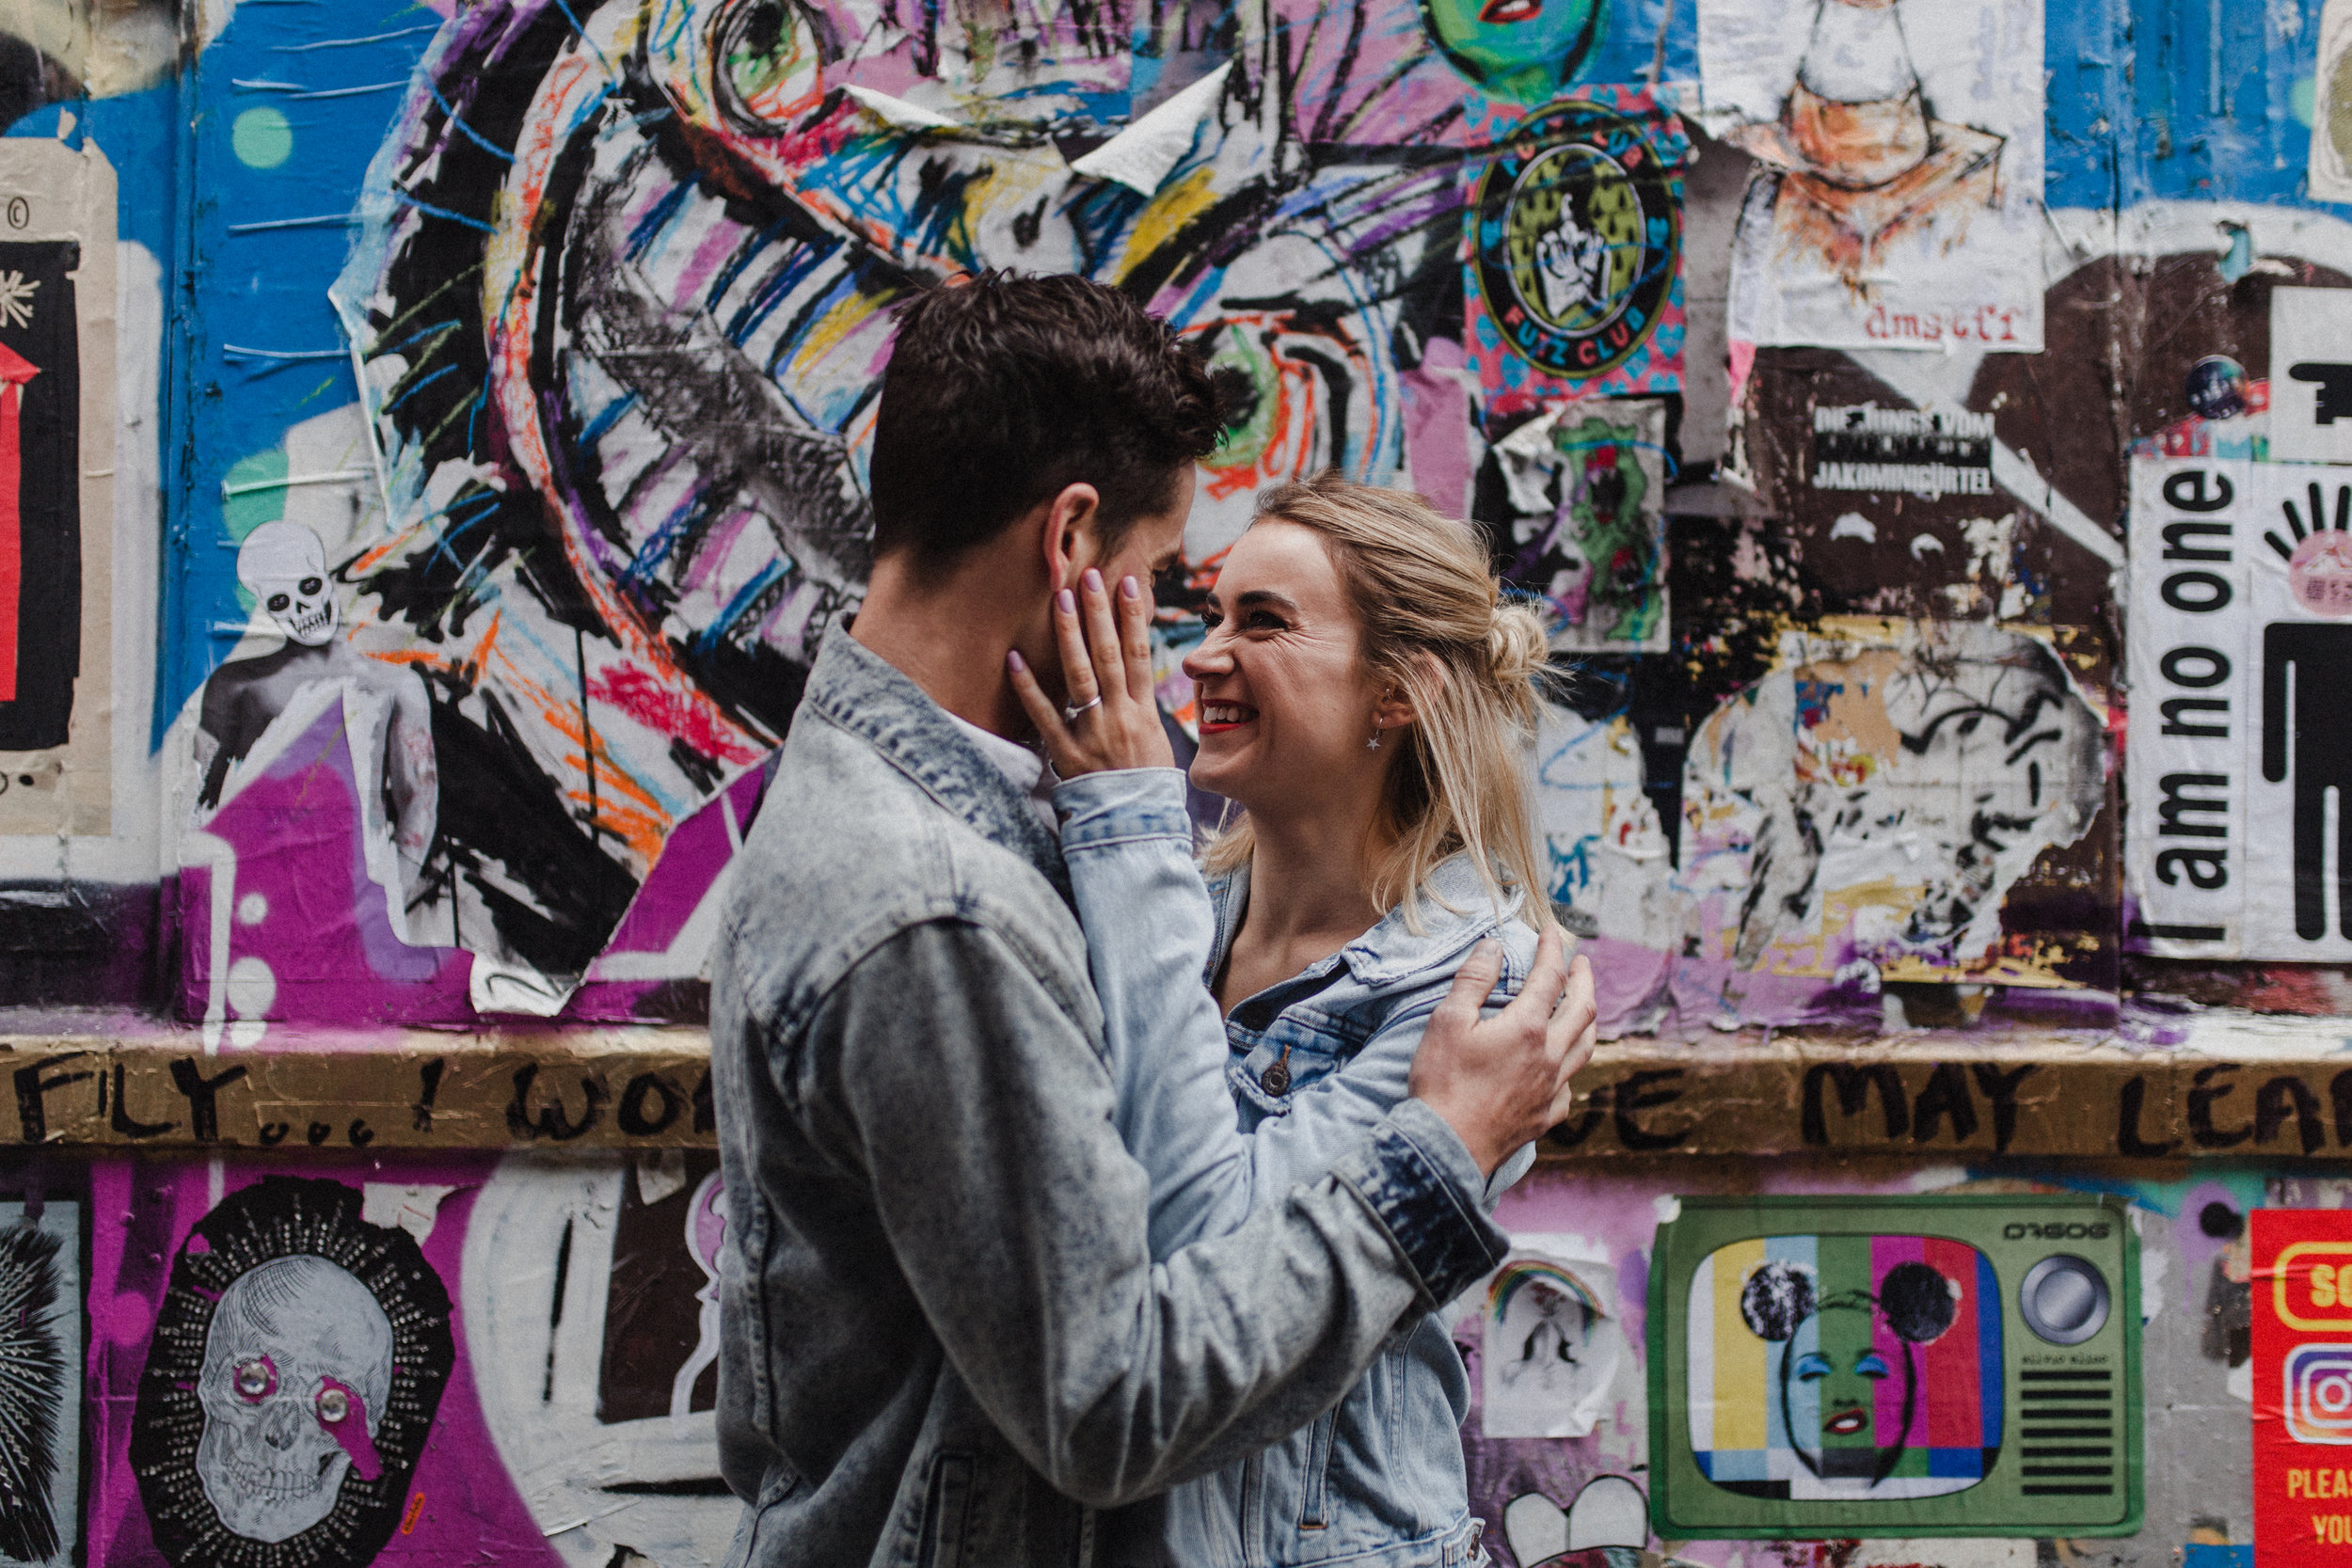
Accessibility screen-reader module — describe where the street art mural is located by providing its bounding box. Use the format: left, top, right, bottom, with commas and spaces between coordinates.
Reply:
0, 0, 2292, 1032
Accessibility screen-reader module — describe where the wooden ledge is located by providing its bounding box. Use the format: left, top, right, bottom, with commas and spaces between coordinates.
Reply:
0, 1014, 710, 1150
1541, 1010, 2352, 1163
0, 1008, 2347, 1157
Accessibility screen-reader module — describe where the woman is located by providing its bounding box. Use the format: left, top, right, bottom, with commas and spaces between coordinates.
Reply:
1009, 473, 1597, 1567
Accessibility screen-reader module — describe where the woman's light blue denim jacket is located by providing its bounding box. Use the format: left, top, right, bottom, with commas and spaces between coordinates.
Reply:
1056, 768, 1539, 1568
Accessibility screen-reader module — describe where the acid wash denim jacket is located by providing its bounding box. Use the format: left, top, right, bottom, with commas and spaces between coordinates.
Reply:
707, 631, 1515, 1568
1056, 768, 1542, 1568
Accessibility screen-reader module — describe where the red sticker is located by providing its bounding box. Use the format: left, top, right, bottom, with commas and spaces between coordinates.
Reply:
2252, 1210, 2352, 1561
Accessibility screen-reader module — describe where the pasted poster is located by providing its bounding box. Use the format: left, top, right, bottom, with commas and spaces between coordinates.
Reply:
2312, 0, 2352, 206
87, 1161, 568, 1568
1701, 0, 2043, 352
127, 1177, 456, 1566
1482, 1240, 1628, 1440
1489, 399, 1668, 651
1464, 88, 1687, 420
2126, 457, 2352, 961
0, 141, 114, 837
2250, 1209, 2352, 1566
0, 1198, 82, 1568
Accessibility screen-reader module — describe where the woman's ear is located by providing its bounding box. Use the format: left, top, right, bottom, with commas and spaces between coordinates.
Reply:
1373, 657, 1427, 736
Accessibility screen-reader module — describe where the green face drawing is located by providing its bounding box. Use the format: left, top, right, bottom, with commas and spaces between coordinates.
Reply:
1419, 0, 1604, 105
1787, 1303, 1892, 1474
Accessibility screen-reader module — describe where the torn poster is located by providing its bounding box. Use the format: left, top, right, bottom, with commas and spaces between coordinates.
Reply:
2126, 456, 2352, 962
1481, 1239, 1626, 1440
1490, 398, 1669, 651
1703, 0, 2044, 352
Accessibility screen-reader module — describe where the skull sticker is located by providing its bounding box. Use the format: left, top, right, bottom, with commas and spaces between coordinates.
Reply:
130, 1176, 454, 1568
194, 1256, 392, 1543
235, 522, 338, 646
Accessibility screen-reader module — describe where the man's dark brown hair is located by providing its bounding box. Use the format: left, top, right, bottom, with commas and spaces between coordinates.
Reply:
868, 272, 1226, 572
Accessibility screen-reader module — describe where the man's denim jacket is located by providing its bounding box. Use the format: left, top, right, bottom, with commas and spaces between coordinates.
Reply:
1058, 768, 1538, 1568
707, 632, 1514, 1568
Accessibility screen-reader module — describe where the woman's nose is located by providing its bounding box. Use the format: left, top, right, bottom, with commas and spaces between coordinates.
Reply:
1181, 633, 1232, 681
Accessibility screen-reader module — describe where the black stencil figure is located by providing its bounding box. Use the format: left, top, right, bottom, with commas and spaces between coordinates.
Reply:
2263, 623, 2352, 939
2292, 362, 2352, 425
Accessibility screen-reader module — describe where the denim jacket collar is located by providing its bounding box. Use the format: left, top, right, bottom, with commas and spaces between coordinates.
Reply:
1207, 851, 1527, 990
803, 630, 1071, 899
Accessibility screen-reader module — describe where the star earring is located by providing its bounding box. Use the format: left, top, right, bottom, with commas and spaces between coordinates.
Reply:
1368, 727, 1381, 750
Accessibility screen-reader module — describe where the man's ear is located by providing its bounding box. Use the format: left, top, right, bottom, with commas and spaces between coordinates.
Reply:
1039, 483, 1104, 592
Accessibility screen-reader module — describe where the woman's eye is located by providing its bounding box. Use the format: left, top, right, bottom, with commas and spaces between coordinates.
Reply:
1246, 611, 1282, 630
1200, 610, 1224, 629
1856, 1354, 1890, 1379
1793, 1354, 1831, 1381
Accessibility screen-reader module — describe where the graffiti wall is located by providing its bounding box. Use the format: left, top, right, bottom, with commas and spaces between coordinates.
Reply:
0, 0, 2335, 1561
0, 1148, 2241, 1566
0, 0, 2302, 1030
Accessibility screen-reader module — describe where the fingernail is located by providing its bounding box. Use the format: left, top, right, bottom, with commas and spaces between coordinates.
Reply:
1120, 575, 1140, 600
1057, 589, 1075, 613
1007, 649, 1026, 673
1082, 567, 1103, 594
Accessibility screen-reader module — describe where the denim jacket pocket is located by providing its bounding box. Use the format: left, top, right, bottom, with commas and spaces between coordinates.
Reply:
1228, 1022, 1350, 1117
916, 1449, 976, 1568
1295, 1408, 1337, 1531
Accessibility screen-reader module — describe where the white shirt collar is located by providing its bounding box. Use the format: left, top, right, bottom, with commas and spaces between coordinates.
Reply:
945, 711, 1058, 832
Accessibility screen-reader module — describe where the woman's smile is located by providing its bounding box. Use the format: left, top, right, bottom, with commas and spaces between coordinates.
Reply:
1823, 1406, 1868, 1437
1199, 703, 1258, 734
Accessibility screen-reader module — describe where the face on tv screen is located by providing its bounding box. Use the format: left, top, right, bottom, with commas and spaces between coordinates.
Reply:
1684, 1235, 2004, 1503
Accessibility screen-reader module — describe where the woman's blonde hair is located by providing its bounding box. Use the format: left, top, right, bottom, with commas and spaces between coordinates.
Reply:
1200, 471, 1556, 933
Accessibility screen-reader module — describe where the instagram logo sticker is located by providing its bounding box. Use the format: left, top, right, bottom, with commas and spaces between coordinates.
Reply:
2288, 1343, 2352, 1445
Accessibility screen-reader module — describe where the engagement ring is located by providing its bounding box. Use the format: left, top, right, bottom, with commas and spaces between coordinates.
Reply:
1063, 696, 1103, 723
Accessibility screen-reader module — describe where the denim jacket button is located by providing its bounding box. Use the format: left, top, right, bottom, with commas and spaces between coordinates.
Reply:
1260, 1061, 1291, 1095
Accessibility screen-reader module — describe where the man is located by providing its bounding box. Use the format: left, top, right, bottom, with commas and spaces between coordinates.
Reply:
710, 273, 1595, 1566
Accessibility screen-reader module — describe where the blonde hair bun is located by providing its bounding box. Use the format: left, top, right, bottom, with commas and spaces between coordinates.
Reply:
1485, 600, 1550, 689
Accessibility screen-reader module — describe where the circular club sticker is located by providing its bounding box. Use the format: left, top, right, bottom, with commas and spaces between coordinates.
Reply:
2291, 529, 2352, 617
1472, 103, 1677, 381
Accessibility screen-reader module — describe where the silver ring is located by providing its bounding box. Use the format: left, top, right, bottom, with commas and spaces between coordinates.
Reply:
1063, 696, 1103, 723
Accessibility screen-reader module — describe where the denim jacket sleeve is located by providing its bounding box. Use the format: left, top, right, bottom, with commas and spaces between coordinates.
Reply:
818, 909, 1509, 1508
1055, 768, 1534, 1261
1055, 767, 1254, 1257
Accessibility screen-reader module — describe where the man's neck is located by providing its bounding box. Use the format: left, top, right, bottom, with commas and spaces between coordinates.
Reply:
850, 553, 1035, 741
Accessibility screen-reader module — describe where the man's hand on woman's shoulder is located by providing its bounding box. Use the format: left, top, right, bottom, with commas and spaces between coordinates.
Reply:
1406, 927, 1598, 1176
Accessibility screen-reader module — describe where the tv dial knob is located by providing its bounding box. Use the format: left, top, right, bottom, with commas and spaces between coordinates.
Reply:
2019, 1254, 2111, 1345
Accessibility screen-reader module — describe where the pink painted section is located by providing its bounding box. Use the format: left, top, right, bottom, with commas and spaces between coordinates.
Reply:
564, 761, 772, 1020
179, 701, 472, 1026
1580, 935, 1671, 1036
1402, 341, 1473, 520
1726, 339, 1756, 405
318, 1376, 385, 1481
594, 764, 769, 959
